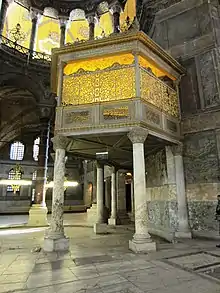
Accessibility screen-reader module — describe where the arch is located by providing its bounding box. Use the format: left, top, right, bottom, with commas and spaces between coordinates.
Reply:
0, 72, 45, 104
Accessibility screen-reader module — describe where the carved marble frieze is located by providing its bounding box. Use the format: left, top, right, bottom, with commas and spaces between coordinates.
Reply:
55, 98, 181, 142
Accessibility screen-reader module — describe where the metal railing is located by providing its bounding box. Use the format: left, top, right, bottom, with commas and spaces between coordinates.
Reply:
0, 35, 51, 65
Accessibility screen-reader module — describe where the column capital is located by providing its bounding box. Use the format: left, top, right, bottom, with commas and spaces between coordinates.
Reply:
29, 7, 42, 22
128, 127, 149, 144
96, 161, 104, 168
109, 2, 122, 14
59, 17, 68, 27
171, 144, 183, 156
86, 13, 96, 24
51, 135, 70, 151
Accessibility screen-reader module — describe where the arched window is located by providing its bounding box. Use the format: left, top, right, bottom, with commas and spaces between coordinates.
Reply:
10, 141, 25, 160
7, 168, 22, 193
33, 137, 40, 161
32, 170, 37, 181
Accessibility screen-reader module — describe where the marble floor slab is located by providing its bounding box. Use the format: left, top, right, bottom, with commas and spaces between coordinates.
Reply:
0, 213, 220, 292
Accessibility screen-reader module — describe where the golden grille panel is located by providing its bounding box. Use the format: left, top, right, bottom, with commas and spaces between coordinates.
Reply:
62, 66, 135, 105
140, 69, 179, 118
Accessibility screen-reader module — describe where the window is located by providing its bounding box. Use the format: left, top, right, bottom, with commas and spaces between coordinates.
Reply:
32, 170, 37, 181
10, 141, 25, 160
7, 168, 22, 193
33, 137, 40, 161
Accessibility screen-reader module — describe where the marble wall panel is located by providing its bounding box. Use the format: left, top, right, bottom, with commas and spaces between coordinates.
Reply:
183, 131, 219, 184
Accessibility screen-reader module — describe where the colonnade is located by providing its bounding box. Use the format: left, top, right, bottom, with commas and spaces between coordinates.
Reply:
0, 0, 123, 50
43, 127, 191, 253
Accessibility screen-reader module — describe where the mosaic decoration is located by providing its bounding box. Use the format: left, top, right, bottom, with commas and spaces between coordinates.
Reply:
37, 16, 60, 54
141, 69, 179, 118
62, 66, 135, 105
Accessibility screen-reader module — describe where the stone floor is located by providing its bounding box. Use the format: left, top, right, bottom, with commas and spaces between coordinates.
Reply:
0, 214, 220, 292
0, 213, 88, 228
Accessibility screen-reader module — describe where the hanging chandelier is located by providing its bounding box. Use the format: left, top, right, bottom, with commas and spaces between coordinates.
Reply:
8, 23, 26, 44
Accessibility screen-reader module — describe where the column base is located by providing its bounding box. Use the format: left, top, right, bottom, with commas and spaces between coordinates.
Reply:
129, 239, 156, 253
87, 204, 97, 226
129, 212, 135, 222
27, 204, 48, 227
94, 223, 108, 234
43, 235, 69, 252
117, 210, 130, 225
175, 231, 192, 239
108, 217, 119, 226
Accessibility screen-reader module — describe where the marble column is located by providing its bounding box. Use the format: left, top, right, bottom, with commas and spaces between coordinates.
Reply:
29, 8, 40, 55
128, 127, 156, 253
86, 14, 95, 40
117, 170, 130, 224
108, 166, 118, 225
105, 177, 111, 212
130, 179, 135, 222
28, 119, 50, 226
44, 135, 70, 252
83, 160, 89, 208
109, 2, 122, 33
87, 161, 97, 225
57, 62, 65, 106
59, 18, 67, 47
94, 162, 107, 234
0, 0, 10, 37
172, 144, 192, 238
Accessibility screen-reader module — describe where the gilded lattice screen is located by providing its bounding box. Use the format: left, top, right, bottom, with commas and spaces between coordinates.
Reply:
62, 66, 136, 105
140, 69, 179, 118
62, 53, 179, 118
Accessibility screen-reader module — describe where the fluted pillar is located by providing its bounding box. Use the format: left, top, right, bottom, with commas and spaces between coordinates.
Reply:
109, 2, 122, 33
28, 118, 50, 226
44, 135, 70, 252
128, 127, 156, 253
94, 162, 107, 234
86, 14, 95, 40
59, 18, 67, 47
172, 145, 192, 238
108, 166, 118, 225
0, 0, 11, 36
